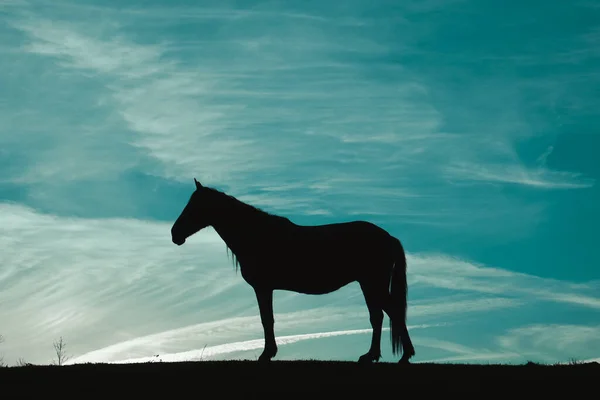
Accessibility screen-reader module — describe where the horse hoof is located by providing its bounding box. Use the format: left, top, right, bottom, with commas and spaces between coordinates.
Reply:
258, 353, 274, 362
258, 353, 272, 363
398, 352, 415, 365
358, 355, 372, 364
358, 353, 380, 364
258, 351, 277, 363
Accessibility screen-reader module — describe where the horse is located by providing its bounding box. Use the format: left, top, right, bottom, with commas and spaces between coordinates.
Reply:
170, 178, 416, 364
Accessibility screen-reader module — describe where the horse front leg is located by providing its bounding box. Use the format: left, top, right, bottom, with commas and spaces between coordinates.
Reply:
254, 288, 278, 362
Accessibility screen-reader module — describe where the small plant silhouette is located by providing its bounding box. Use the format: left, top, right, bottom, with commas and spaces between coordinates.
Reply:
0, 334, 4, 367
52, 336, 70, 366
16, 357, 31, 367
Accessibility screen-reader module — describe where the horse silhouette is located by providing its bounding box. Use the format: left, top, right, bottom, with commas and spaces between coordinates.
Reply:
171, 178, 415, 364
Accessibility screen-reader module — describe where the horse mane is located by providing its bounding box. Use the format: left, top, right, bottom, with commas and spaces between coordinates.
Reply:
204, 186, 293, 272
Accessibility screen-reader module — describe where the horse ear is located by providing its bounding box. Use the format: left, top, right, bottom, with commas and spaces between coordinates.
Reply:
194, 178, 203, 190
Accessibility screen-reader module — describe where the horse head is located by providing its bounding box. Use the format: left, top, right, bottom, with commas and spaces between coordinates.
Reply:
171, 178, 213, 245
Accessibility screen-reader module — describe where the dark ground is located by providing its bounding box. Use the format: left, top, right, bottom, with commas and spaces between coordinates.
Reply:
1, 360, 598, 398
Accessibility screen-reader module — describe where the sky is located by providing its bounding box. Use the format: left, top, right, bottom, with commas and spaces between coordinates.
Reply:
1, 0, 599, 366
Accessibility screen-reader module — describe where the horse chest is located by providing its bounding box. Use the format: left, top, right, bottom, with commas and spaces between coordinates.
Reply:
238, 253, 287, 288
239, 262, 268, 287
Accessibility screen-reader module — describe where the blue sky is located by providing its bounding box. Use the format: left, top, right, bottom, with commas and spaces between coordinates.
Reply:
1, 0, 599, 365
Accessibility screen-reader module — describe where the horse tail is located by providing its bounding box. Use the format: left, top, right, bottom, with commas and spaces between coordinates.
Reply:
390, 236, 407, 356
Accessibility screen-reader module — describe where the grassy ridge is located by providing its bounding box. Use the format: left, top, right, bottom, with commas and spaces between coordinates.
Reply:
2, 360, 598, 397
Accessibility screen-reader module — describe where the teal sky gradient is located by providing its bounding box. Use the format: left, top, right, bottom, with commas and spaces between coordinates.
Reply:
1, 0, 599, 365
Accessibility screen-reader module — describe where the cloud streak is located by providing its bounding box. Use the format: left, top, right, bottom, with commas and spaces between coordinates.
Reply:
497, 324, 600, 363
3, 0, 593, 227
1, 204, 599, 364
1, 0, 599, 367
68, 325, 439, 364
409, 254, 600, 310
444, 162, 594, 190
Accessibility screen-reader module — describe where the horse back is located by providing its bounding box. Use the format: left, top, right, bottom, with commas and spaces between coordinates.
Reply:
240, 220, 395, 293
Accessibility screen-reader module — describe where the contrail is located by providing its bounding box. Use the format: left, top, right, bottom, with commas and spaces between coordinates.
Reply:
68, 324, 440, 364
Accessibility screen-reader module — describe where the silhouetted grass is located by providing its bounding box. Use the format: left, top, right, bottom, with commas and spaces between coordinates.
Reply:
1, 359, 598, 397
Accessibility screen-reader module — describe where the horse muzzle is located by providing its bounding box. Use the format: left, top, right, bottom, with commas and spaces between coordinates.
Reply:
172, 236, 186, 246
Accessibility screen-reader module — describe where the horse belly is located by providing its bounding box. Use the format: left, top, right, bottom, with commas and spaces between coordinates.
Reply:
270, 253, 359, 294
275, 274, 354, 295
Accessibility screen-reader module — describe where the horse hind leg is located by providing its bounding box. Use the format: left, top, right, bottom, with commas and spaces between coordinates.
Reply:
383, 295, 415, 364
358, 283, 385, 364
396, 325, 415, 364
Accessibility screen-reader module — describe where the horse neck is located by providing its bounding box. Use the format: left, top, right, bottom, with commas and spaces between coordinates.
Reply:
209, 197, 261, 257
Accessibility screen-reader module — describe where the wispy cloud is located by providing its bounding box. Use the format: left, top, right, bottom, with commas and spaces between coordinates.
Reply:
416, 337, 519, 364
411, 297, 523, 317
68, 325, 440, 364
444, 162, 594, 189
1, 204, 598, 364
409, 254, 600, 310
497, 324, 600, 363
1, 0, 598, 367
2, 0, 593, 229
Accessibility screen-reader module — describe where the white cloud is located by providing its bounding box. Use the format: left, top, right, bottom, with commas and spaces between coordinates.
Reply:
1, 0, 598, 368
0, 203, 248, 364
444, 162, 594, 190
0, 0, 25, 7
5, 3, 591, 207
497, 324, 600, 363
14, 21, 164, 77
536, 145, 554, 166
415, 337, 519, 364
68, 324, 441, 364
1, 204, 599, 365
408, 254, 600, 310
411, 297, 523, 317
